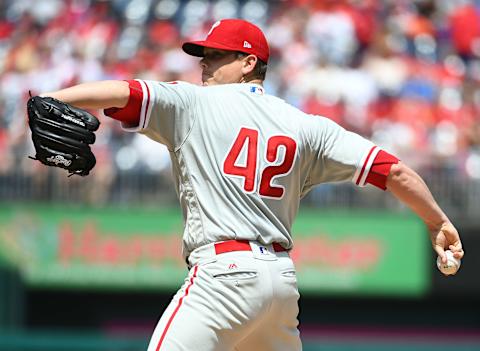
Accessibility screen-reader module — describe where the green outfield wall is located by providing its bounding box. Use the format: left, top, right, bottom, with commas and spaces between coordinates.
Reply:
0, 205, 429, 296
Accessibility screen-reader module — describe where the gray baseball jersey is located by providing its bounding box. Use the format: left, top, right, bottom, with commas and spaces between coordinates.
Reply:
122, 80, 380, 259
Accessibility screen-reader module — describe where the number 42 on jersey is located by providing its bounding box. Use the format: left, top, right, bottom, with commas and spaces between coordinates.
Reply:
223, 127, 297, 199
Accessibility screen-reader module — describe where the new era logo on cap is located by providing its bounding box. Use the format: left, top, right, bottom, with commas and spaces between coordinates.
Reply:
182, 19, 270, 63
208, 21, 221, 36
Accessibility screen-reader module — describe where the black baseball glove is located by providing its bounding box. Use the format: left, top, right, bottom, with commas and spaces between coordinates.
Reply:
27, 95, 100, 176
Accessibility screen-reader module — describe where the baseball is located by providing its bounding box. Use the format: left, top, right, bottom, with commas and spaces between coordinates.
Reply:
436, 250, 461, 275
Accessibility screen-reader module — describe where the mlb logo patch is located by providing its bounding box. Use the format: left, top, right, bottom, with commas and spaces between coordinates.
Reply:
250, 86, 264, 95
243, 41, 252, 48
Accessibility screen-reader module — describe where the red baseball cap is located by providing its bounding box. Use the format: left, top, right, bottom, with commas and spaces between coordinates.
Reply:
182, 19, 270, 63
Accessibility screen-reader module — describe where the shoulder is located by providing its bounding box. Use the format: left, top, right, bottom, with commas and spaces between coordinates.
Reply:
296, 113, 345, 146
152, 80, 200, 91
299, 113, 341, 129
136, 80, 201, 94
148, 80, 202, 104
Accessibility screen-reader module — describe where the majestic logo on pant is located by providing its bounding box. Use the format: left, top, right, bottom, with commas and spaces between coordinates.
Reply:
228, 263, 238, 269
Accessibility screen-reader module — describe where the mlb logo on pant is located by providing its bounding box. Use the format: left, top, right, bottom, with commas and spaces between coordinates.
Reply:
259, 246, 269, 254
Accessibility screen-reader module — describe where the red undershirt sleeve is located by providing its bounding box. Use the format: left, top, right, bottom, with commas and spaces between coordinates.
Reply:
103, 80, 143, 126
365, 150, 399, 190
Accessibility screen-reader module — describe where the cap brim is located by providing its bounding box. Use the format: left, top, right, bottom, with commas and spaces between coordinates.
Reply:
182, 40, 243, 57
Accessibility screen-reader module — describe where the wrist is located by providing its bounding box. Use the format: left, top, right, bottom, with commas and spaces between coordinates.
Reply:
426, 218, 451, 232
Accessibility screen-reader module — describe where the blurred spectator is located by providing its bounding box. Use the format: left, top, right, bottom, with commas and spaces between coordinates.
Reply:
449, 1, 480, 61
1, 0, 480, 204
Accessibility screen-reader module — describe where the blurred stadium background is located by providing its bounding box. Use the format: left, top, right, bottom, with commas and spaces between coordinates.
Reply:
1, 0, 480, 350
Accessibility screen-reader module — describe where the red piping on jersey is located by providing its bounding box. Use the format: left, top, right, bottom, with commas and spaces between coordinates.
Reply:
142, 80, 151, 129
356, 146, 376, 186
156, 265, 199, 351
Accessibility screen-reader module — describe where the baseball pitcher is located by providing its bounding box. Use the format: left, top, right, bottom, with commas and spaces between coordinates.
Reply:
29, 19, 464, 351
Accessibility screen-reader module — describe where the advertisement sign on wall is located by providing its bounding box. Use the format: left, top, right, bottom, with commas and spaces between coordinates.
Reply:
0, 205, 429, 296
